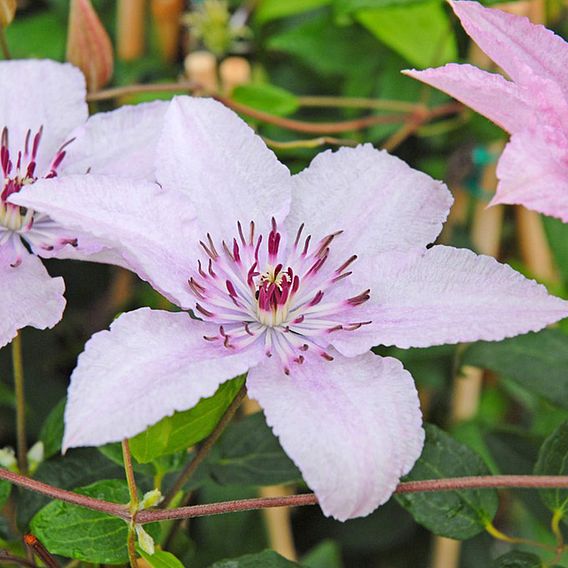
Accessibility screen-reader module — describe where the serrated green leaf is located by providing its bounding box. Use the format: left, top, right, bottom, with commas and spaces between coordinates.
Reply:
0, 480, 11, 509
534, 420, 568, 515
396, 424, 498, 539
210, 550, 301, 567
30, 480, 137, 564
255, 0, 331, 24
356, 0, 457, 67
209, 412, 301, 486
463, 330, 568, 409
39, 397, 66, 459
493, 550, 543, 568
129, 376, 245, 464
138, 548, 185, 568
232, 84, 299, 117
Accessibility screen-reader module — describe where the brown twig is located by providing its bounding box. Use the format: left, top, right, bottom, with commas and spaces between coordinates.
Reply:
0, 550, 37, 567
162, 385, 248, 507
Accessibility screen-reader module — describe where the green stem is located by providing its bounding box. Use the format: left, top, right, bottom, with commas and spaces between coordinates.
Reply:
162, 384, 248, 508
0, 27, 11, 60
121, 439, 139, 568
12, 334, 27, 475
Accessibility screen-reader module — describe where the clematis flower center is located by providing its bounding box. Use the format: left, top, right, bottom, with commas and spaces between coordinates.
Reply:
188, 218, 371, 374
0, 127, 75, 265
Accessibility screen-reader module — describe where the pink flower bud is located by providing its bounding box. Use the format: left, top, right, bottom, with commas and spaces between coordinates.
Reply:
66, 0, 113, 92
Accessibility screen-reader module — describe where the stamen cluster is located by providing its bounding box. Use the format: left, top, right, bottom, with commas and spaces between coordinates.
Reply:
188, 218, 371, 374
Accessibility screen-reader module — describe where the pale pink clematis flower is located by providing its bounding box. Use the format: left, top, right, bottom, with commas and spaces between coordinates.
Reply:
13, 97, 568, 520
0, 59, 168, 348
404, 0, 568, 222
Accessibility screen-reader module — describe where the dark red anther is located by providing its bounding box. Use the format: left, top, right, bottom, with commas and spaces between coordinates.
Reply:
294, 355, 305, 365
308, 290, 324, 307
302, 235, 311, 256
198, 260, 207, 278
244, 322, 254, 336
347, 289, 371, 306
226, 279, 238, 298
237, 221, 246, 245
320, 352, 334, 361
195, 303, 215, 317
208, 258, 216, 278
232, 238, 241, 263
336, 255, 357, 274
31, 126, 43, 161
292, 315, 304, 324
292, 275, 300, 294
327, 324, 343, 333
294, 223, 305, 248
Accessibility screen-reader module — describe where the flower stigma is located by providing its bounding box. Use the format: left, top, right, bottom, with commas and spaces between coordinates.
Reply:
188, 218, 371, 374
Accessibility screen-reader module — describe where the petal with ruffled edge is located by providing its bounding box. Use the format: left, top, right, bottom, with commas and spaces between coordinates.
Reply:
287, 145, 452, 265
62, 101, 169, 180
0, 248, 65, 349
492, 132, 568, 223
331, 246, 568, 356
156, 97, 292, 242
450, 1, 568, 88
11, 175, 200, 308
247, 352, 423, 521
0, 60, 87, 172
63, 308, 264, 450
403, 64, 533, 134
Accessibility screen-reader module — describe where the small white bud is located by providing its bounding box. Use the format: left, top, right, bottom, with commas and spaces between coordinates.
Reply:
135, 524, 155, 555
27, 441, 44, 474
139, 488, 164, 511
0, 447, 16, 470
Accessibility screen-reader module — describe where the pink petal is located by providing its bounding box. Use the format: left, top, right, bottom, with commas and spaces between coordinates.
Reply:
451, 1, 568, 89
63, 308, 263, 449
331, 246, 568, 355
403, 64, 533, 133
0, 248, 65, 348
11, 175, 200, 308
156, 97, 291, 242
287, 145, 452, 264
247, 352, 424, 521
0, 60, 87, 172
62, 101, 169, 180
492, 132, 568, 222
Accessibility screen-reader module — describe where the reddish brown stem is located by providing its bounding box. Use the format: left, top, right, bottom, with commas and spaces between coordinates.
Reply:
0, 467, 128, 519
4, 466, 566, 525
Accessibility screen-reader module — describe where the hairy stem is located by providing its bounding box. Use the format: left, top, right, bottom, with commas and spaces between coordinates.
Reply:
122, 439, 139, 568
12, 334, 27, 474
163, 385, 248, 507
6, 467, 568, 524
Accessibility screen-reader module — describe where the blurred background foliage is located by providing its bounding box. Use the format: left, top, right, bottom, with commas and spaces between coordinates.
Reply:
2, 0, 568, 567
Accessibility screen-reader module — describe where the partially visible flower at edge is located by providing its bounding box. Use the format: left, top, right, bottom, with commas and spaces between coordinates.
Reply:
13, 97, 568, 521
0, 59, 169, 349
404, 0, 568, 222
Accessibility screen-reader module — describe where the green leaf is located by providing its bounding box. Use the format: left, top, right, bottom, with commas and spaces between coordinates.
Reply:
543, 215, 568, 285
356, 0, 457, 67
534, 419, 568, 515
255, 0, 331, 24
463, 330, 568, 409
210, 550, 301, 567
17, 449, 124, 528
267, 13, 384, 77
209, 412, 302, 486
138, 548, 185, 568
129, 376, 245, 464
232, 84, 300, 117
493, 551, 543, 568
31, 480, 154, 564
5, 12, 66, 60
301, 540, 343, 568
396, 424, 498, 539
39, 397, 66, 459
0, 480, 11, 509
